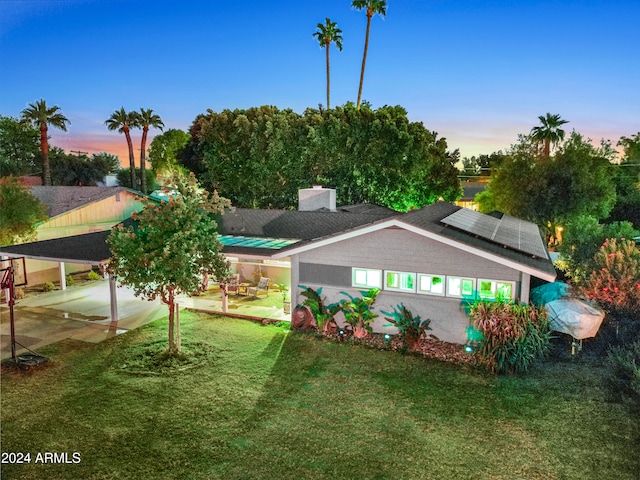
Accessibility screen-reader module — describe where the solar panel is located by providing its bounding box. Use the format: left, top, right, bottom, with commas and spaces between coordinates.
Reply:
441, 209, 548, 258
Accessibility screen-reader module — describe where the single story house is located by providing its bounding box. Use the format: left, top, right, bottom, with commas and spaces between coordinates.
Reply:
1, 187, 556, 344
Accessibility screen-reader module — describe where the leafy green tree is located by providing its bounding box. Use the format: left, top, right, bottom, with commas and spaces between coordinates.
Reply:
48, 148, 119, 186
530, 113, 568, 160
0, 176, 48, 246
0, 115, 41, 177
460, 152, 505, 178
557, 215, 639, 284
609, 133, 640, 228
116, 168, 157, 192
107, 174, 231, 354
183, 103, 460, 210
134, 108, 164, 194
352, 0, 387, 107
91, 152, 121, 174
20, 99, 70, 186
478, 132, 617, 242
149, 129, 189, 177
105, 108, 139, 189
313, 17, 343, 110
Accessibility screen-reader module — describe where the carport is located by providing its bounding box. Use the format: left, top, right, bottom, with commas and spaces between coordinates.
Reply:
0, 231, 121, 321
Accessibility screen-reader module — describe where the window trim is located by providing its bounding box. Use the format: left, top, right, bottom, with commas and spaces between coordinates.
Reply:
352, 267, 382, 289
446, 276, 476, 298
417, 273, 446, 296
384, 270, 416, 293
477, 279, 515, 301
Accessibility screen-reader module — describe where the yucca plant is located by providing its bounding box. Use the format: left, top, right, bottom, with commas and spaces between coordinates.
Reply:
299, 285, 341, 333
383, 303, 431, 351
340, 288, 380, 338
468, 299, 550, 374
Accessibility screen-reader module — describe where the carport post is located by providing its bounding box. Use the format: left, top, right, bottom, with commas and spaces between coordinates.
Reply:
109, 273, 118, 321
59, 262, 67, 290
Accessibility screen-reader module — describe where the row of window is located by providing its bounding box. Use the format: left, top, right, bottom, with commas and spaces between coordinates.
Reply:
352, 268, 514, 300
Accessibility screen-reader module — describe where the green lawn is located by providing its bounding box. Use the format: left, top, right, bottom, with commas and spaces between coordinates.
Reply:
1, 311, 638, 480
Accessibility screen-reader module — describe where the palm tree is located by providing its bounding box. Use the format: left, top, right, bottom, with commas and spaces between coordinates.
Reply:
20, 99, 70, 186
352, 0, 387, 108
313, 18, 343, 110
135, 108, 164, 194
105, 108, 139, 189
530, 113, 569, 160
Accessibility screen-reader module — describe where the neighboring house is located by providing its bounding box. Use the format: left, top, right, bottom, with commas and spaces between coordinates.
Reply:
22, 186, 143, 285
454, 181, 488, 211
0, 186, 556, 344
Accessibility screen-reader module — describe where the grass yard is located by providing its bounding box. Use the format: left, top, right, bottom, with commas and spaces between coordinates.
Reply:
1, 311, 638, 480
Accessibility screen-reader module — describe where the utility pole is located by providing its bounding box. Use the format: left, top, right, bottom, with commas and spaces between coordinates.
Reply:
70, 150, 88, 157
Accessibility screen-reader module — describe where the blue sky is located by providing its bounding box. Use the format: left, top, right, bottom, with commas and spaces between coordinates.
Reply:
1, 0, 638, 162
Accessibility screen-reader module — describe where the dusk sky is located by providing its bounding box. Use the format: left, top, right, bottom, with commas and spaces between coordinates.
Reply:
1, 0, 638, 164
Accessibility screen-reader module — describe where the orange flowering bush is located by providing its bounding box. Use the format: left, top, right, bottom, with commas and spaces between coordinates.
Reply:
580, 238, 640, 315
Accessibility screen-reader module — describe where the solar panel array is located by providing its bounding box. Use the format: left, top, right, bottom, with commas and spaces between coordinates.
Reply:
441, 209, 548, 258
217, 235, 300, 250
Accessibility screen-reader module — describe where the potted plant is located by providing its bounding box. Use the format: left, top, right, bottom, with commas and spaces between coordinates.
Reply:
340, 288, 380, 338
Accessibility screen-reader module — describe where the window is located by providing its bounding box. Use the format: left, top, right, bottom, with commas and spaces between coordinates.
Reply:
478, 279, 515, 300
417, 274, 445, 296
447, 276, 476, 298
384, 271, 416, 292
352, 268, 382, 289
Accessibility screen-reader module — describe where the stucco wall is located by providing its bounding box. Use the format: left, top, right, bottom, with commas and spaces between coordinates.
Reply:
294, 227, 525, 344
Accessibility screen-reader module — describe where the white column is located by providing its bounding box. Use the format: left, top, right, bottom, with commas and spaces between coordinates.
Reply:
59, 262, 67, 290
520, 272, 531, 304
109, 273, 118, 321
289, 255, 299, 307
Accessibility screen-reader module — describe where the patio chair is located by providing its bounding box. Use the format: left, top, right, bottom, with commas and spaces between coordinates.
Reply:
226, 274, 240, 295
248, 277, 270, 298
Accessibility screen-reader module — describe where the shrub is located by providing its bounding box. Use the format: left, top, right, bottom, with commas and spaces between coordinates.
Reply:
469, 300, 550, 374
340, 288, 380, 338
298, 286, 341, 333
66, 274, 74, 286
383, 303, 431, 351
557, 216, 638, 283
604, 341, 640, 408
579, 238, 640, 316
42, 281, 55, 292
88, 270, 101, 281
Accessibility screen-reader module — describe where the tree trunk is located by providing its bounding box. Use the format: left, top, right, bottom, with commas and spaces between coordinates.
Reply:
326, 40, 331, 109
124, 125, 137, 189
140, 126, 148, 194
166, 287, 180, 354
356, 12, 373, 108
40, 125, 51, 186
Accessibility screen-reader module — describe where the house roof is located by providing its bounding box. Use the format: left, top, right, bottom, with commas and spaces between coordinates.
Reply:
459, 181, 488, 201
0, 231, 110, 265
0, 200, 556, 281
30, 186, 134, 217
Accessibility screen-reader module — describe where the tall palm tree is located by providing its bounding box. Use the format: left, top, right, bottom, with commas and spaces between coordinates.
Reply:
313, 18, 343, 110
20, 99, 70, 186
530, 113, 569, 160
352, 0, 387, 108
135, 108, 164, 194
105, 108, 139, 189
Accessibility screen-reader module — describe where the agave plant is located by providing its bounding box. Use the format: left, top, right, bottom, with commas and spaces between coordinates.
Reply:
340, 288, 380, 338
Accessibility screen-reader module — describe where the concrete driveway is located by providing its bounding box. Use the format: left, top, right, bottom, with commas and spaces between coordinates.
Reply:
0, 280, 166, 361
